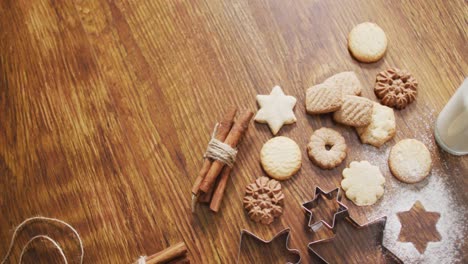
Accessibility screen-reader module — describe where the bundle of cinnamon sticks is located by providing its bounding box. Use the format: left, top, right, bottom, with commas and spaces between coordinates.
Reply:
191, 107, 253, 212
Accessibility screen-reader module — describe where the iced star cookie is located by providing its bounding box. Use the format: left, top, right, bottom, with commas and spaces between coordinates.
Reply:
341, 161, 385, 206
254, 86, 297, 135
261, 136, 301, 180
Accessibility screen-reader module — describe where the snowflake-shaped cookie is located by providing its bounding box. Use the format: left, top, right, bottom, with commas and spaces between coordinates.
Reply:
243, 176, 284, 225
375, 68, 418, 109
341, 161, 385, 206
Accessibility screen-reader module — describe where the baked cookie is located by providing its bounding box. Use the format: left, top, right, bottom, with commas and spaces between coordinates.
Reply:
333, 95, 373, 127
341, 161, 385, 206
307, 128, 347, 169
324, 71, 362, 96
261, 136, 301, 180
375, 68, 418, 109
356, 102, 396, 147
306, 83, 343, 114
255, 86, 297, 135
389, 139, 432, 183
348, 22, 387, 63
244, 176, 284, 225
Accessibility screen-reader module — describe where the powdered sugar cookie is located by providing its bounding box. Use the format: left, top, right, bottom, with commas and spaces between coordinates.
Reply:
348, 22, 387, 63
356, 102, 396, 147
389, 139, 432, 183
341, 161, 385, 206
261, 136, 301, 180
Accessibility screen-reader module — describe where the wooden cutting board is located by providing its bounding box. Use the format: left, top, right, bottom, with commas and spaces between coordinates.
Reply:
1, 0, 466, 263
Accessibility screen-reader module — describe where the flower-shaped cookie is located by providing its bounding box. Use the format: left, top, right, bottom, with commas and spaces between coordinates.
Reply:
375, 68, 418, 109
341, 161, 385, 206
243, 176, 284, 225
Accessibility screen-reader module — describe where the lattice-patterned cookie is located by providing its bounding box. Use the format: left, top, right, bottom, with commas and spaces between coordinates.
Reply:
333, 95, 373, 127
306, 83, 343, 114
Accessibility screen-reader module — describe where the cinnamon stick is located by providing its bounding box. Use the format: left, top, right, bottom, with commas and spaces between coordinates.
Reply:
199, 110, 253, 193
191, 107, 237, 195
136, 242, 187, 264
198, 190, 213, 203
209, 166, 232, 212
166, 257, 190, 264
198, 178, 217, 203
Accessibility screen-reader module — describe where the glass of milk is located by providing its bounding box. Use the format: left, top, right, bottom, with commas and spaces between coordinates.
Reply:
434, 78, 468, 155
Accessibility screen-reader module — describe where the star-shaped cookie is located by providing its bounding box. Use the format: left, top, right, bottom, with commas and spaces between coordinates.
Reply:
254, 86, 297, 135
397, 201, 441, 254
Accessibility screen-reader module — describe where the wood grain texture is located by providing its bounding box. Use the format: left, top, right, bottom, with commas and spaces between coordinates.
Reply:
1, 0, 467, 263
397, 201, 441, 254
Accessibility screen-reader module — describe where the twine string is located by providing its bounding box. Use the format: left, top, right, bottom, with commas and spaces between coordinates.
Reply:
138, 256, 146, 264
19, 235, 67, 264
203, 123, 238, 167
1, 216, 83, 264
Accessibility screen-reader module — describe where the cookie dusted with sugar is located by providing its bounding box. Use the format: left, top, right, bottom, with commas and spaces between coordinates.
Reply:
261, 136, 301, 180
389, 139, 432, 183
254, 86, 297, 135
341, 161, 385, 206
356, 102, 396, 147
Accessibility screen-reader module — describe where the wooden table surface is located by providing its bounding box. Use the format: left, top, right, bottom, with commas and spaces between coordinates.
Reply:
1, 0, 467, 263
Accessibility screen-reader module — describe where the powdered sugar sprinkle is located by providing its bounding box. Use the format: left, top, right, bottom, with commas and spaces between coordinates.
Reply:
367, 169, 466, 264
363, 108, 467, 263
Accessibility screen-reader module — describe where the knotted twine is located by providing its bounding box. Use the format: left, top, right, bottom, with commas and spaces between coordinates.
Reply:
138, 256, 146, 264
1, 216, 83, 264
203, 123, 238, 167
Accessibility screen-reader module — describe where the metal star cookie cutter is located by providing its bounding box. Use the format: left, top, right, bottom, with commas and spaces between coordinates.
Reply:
307, 210, 403, 264
237, 228, 301, 264
301, 186, 348, 232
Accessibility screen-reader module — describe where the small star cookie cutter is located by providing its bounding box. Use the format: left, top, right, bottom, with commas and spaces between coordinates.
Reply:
307, 210, 403, 264
237, 228, 301, 264
301, 186, 348, 232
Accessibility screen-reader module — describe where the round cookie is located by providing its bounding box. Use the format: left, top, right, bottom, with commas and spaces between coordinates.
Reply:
389, 139, 432, 183
307, 128, 347, 169
348, 22, 387, 63
260, 136, 301, 180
